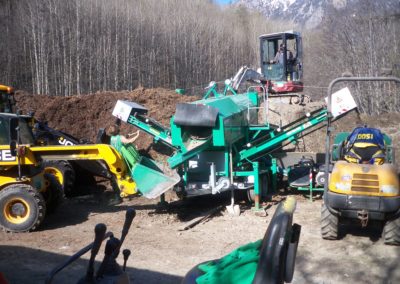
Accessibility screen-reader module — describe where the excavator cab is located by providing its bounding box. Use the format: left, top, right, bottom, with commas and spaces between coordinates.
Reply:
259, 31, 303, 93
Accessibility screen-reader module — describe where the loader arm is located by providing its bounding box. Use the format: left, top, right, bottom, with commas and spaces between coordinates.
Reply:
230, 66, 266, 92
112, 100, 175, 149
0, 144, 136, 197
127, 113, 175, 148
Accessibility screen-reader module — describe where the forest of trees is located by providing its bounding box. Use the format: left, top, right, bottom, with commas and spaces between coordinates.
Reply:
0, 0, 399, 114
0, 0, 283, 96
307, 2, 400, 114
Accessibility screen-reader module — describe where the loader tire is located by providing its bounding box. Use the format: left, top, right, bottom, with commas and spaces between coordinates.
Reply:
321, 203, 339, 240
0, 184, 46, 232
44, 160, 76, 197
383, 217, 400, 246
42, 173, 64, 214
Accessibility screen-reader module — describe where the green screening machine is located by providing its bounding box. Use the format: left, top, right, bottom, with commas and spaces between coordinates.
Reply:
113, 80, 355, 209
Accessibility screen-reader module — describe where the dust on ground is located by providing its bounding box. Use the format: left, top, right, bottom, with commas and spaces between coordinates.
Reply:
1, 90, 399, 283
1, 194, 399, 284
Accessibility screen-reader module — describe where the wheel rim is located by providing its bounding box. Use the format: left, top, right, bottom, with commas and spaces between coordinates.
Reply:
247, 188, 255, 203
291, 96, 300, 104
44, 167, 64, 186
3, 198, 30, 224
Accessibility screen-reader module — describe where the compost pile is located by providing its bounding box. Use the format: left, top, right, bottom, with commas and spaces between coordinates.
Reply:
14, 89, 400, 167
267, 99, 400, 169
15, 88, 196, 163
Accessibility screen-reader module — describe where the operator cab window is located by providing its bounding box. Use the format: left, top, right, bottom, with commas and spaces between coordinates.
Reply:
262, 40, 277, 64
0, 93, 14, 113
0, 118, 10, 145
18, 118, 35, 145
9, 118, 35, 145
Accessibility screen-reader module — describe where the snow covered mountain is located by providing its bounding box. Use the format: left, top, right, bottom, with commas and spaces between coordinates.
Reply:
235, 0, 400, 29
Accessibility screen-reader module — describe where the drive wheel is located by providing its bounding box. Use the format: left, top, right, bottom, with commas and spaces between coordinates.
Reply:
301, 95, 311, 104
0, 184, 46, 232
247, 173, 269, 203
41, 174, 64, 214
290, 95, 301, 105
44, 160, 76, 197
247, 188, 256, 203
321, 202, 339, 240
383, 217, 400, 246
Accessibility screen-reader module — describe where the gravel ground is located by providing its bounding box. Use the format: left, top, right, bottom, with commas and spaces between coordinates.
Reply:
1, 192, 399, 284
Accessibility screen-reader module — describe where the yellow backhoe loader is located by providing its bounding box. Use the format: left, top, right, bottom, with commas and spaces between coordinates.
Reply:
0, 112, 137, 232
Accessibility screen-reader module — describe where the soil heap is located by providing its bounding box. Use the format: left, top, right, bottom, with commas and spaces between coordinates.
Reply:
15, 88, 196, 162
15, 89, 400, 168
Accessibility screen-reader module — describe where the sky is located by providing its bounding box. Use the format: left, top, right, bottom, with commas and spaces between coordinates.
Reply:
215, 0, 232, 5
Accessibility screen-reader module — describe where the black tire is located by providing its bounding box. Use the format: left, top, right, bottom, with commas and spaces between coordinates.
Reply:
247, 173, 269, 203
383, 217, 400, 246
321, 202, 339, 240
43, 160, 76, 197
247, 188, 255, 203
74, 165, 97, 187
42, 174, 64, 214
301, 95, 311, 104
284, 223, 301, 283
0, 184, 46, 232
290, 95, 301, 105
253, 207, 292, 284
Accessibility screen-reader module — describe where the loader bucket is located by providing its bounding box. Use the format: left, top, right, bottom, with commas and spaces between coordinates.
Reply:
131, 157, 180, 199
120, 144, 180, 199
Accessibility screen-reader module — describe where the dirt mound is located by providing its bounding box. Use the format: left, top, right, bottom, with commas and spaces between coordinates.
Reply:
265, 100, 362, 152
15, 90, 400, 167
15, 88, 197, 162
266, 100, 400, 169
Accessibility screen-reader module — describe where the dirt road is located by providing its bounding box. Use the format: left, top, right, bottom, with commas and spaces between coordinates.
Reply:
1, 191, 399, 284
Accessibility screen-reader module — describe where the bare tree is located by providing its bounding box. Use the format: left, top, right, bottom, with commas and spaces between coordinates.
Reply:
1, 0, 397, 110
305, 1, 400, 114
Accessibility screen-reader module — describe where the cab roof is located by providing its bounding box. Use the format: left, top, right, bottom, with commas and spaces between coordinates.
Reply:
259, 31, 301, 40
0, 85, 14, 94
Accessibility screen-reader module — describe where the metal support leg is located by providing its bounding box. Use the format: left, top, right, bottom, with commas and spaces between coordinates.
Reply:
309, 169, 313, 202
226, 146, 240, 216
160, 193, 166, 204
157, 193, 169, 210
253, 162, 260, 210
271, 158, 277, 193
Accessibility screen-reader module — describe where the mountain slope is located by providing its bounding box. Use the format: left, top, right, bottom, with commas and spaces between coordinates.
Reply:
235, 0, 400, 29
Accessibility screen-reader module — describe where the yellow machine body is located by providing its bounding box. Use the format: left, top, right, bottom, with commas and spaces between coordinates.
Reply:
329, 161, 399, 197
0, 85, 14, 94
0, 144, 137, 197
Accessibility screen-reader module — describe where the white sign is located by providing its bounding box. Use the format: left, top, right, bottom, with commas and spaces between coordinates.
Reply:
325, 87, 357, 118
112, 100, 134, 122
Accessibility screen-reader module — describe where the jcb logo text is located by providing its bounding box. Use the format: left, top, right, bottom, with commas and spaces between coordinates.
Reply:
58, 137, 75, 146
0, 150, 16, 161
